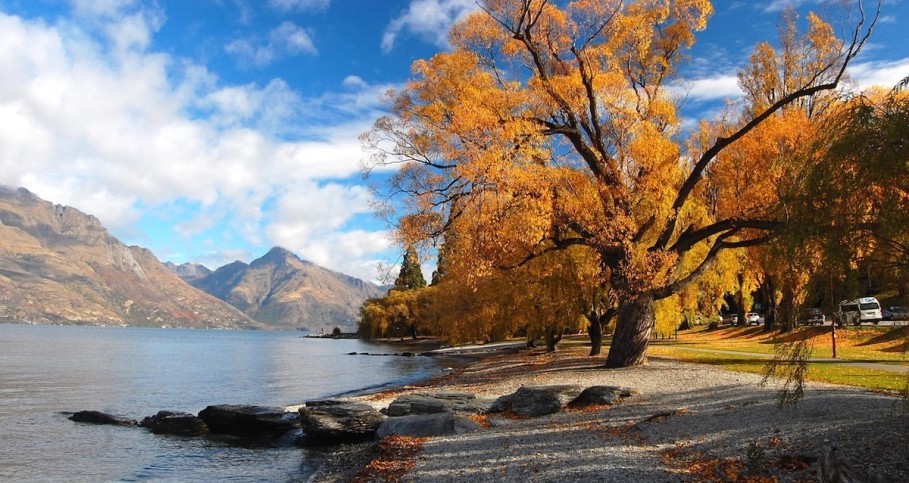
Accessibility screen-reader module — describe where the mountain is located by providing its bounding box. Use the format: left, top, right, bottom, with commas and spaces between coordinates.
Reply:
190, 247, 386, 332
0, 186, 261, 329
164, 262, 212, 283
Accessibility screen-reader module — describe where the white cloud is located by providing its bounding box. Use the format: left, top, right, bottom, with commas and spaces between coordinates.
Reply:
849, 57, 909, 90
343, 75, 367, 89
268, 0, 331, 12
69, 0, 138, 18
382, 0, 479, 53
673, 60, 909, 105
0, 10, 393, 280
265, 184, 391, 281
670, 74, 744, 103
226, 21, 317, 67
271, 21, 317, 55
762, 0, 808, 13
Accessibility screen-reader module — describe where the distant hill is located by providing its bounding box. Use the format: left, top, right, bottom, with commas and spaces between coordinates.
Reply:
189, 247, 386, 332
0, 186, 261, 329
164, 262, 212, 283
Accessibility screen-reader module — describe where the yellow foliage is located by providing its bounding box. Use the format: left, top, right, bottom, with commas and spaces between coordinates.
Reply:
363, 0, 873, 360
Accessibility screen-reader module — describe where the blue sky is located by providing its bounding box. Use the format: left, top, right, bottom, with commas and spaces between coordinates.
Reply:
0, 0, 906, 283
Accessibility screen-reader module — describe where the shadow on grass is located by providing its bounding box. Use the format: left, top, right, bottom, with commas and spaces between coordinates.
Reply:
764, 327, 830, 344
858, 326, 909, 347
881, 340, 909, 354
680, 357, 770, 367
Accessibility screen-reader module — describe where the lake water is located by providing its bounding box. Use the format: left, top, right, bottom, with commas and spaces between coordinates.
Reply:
0, 324, 458, 481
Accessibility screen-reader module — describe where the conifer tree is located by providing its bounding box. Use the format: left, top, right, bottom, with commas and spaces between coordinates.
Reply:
394, 245, 427, 290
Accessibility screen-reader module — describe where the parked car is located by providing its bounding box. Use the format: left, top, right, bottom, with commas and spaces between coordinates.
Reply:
745, 312, 761, 325
836, 297, 882, 326
803, 308, 825, 326
888, 306, 908, 321
721, 314, 738, 325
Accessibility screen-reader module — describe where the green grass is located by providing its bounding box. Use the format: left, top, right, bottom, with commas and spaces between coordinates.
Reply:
647, 325, 909, 393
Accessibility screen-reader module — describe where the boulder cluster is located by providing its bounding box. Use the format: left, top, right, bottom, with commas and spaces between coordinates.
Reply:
67, 384, 634, 446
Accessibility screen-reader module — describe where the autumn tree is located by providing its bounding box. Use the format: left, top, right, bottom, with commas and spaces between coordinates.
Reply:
420, 219, 595, 348
363, 0, 879, 367
792, 86, 909, 298
358, 288, 431, 339
359, 245, 429, 340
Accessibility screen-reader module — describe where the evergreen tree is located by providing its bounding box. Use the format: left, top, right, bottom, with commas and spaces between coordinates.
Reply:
394, 245, 427, 290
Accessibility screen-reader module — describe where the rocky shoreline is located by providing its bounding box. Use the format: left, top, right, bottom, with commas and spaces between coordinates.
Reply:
67, 341, 909, 481
330, 345, 908, 482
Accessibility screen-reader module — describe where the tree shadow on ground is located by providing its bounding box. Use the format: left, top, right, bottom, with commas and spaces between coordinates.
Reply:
858, 326, 909, 347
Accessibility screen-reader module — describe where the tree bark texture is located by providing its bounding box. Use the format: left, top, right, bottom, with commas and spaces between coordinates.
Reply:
588, 314, 603, 356
605, 295, 655, 368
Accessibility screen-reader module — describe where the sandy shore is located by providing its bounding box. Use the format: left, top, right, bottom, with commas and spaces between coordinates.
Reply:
314, 344, 909, 482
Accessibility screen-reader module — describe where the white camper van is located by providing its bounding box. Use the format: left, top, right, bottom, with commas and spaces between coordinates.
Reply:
837, 297, 883, 325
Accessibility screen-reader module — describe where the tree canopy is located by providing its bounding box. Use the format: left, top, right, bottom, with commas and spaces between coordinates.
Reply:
363, 0, 880, 367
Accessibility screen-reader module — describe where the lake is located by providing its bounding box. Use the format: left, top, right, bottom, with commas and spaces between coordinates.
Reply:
0, 324, 458, 481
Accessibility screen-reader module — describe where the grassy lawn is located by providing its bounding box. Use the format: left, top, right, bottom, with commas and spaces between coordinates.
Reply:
647, 325, 909, 393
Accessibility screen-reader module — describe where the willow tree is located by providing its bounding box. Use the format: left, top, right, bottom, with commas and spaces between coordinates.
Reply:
794, 86, 909, 296
363, 0, 879, 368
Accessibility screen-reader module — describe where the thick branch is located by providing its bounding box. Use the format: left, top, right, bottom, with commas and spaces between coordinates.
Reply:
669, 219, 780, 254
653, 2, 880, 251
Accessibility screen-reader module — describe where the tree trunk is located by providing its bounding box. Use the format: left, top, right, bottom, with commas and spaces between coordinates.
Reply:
544, 328, 562, 352
779, 283, 796, 332
762, 276, 777, 331
588, 314, 603, 356
605, 295, 655, 368
588, 308, 617, 356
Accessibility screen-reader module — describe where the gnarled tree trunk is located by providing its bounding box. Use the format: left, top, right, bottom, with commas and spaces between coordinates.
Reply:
605, 295, 655, 368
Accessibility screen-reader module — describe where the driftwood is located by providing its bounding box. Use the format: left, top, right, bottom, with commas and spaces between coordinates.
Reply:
628, 409, 683, 434
818, 446, 869, 483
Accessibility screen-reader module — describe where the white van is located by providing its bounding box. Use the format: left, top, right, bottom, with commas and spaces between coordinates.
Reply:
837, 297, 883, 325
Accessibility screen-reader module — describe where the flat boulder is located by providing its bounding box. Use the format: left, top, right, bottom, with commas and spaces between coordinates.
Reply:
376, 413, 481, 439
490, 385, 585, 417
384, 392, 491, 416
139, 411, 209, 436
568, 386, 635, 407
298, 400, 386, 444
68, 410, 136, 426
198, 405, 299, 439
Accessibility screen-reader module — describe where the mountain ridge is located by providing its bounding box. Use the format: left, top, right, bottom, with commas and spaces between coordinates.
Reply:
0, 186, 261, 329
186, 246, 386, 332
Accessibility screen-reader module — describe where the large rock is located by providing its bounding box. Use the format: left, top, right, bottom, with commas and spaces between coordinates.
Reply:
198, 405, 299, 439
490, 385, 585, 417
384, 392, 491, 416
376, 413, 481, 438
568, 386, 635, 407
298, 400, 386, 444
139, 411, 209, 436
68, 410, 136, 426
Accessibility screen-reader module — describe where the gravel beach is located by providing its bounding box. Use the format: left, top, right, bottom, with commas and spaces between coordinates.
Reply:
318, 345, 909, 482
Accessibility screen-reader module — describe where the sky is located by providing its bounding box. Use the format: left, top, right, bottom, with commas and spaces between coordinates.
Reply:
0, 0, 906, 283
